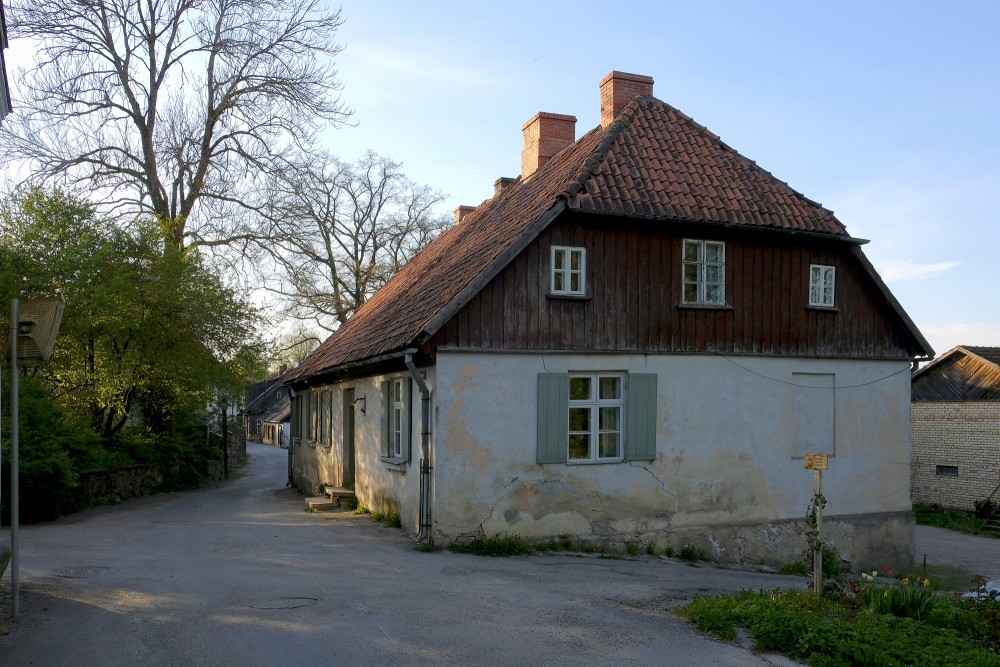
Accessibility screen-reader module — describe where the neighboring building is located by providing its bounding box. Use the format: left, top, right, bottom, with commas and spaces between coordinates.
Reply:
284, 72, 932, 569
0, 1, 11, 122
911, 346, 1000, 511
241, 366, 289, 441
260, 395, 291, 448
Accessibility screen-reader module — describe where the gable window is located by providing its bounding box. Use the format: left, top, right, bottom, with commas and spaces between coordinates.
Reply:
809, 264, 836, 308
551, 246, 586, 296
381, 376, 412, 463
537, 372, 657, 464
682, 240, 725, 305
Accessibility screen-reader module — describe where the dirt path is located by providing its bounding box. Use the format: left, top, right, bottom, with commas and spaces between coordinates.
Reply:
914, 524, 1000, 583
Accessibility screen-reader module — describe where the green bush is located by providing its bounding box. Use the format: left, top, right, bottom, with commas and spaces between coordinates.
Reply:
866, 580, 937, 621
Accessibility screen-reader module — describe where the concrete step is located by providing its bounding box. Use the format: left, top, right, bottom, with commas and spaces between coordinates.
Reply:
305, 497, 338, 512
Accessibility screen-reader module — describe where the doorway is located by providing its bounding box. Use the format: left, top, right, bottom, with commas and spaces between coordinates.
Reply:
342, 388, 357, 487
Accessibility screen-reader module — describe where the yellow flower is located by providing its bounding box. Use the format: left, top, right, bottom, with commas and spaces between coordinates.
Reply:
922, 578, 931, 587
901, 577, 910, 585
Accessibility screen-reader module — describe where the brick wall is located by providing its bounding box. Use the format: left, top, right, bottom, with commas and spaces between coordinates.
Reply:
911, 401, 1000, 510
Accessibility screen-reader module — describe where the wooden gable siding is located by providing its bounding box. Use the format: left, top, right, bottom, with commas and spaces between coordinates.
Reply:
913, 354, 1000, 401
429, 213, 917, 358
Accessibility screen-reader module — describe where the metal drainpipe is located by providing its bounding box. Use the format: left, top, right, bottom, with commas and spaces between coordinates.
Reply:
405, 351, 432, 541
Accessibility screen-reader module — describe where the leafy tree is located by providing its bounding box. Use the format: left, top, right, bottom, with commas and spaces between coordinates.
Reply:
0, 186, 266, 439
0, 0, 350, 251
261, 150, 451, 330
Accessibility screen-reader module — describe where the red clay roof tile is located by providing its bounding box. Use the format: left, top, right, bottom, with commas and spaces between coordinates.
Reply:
287, 94, 854, 382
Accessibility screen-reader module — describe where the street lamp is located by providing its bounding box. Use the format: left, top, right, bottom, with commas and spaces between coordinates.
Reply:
3, 296, 64, 618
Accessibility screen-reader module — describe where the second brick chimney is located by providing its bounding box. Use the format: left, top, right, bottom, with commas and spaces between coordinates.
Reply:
600, 71, 654, 128
521, 112, 576, 180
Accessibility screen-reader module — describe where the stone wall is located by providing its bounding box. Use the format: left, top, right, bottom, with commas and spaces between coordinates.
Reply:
77, 466, 165, 507
911, 401, 1000, 510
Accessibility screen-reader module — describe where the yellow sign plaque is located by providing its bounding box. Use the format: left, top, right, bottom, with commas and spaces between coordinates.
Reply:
804, 454, 829, 470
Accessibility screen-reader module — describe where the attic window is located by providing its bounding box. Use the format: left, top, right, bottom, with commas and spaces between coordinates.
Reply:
809, 265, 836, 308
551, 246, 586, 296
682, 240, 725, 305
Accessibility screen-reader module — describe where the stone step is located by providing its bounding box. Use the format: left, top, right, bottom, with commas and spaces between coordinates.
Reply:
304, 497, 338, 512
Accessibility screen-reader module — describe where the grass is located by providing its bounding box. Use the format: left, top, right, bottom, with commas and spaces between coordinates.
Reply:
449, 534, 535, 557
679, 586, 1000, 666
914, 503, 997, 537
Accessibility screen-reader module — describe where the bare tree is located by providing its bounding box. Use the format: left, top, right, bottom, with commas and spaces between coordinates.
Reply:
262, 150, 451, 331
1, 0, 350, 250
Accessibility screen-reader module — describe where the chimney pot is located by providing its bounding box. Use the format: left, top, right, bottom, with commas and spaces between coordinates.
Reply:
494, 177, 516, 199
600, 71, 654, 128
453, 205, 476, 224
520, 112, 576, 180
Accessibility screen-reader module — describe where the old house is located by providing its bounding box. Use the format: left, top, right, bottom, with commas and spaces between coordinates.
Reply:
911, 346, 1000, 511
240, 365, 289, 441
284, 72, 932, 569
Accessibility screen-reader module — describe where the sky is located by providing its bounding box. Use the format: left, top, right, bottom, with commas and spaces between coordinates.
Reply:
4, 1, 998, 357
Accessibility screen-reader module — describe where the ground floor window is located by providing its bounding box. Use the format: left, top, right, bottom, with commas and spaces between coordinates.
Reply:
537, 372, 657, 464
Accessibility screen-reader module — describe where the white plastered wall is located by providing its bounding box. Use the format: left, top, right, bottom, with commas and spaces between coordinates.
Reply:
431, 350, 913, 567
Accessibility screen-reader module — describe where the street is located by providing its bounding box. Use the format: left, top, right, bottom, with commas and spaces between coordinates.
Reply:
1, 443, 818, 666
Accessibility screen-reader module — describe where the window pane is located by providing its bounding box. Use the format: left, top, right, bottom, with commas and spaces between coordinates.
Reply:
684, 241, 700, 262
554, 272, 564, 291
569, 376, 591, 400
599, 433, 620, 458
570, 273, 580, 292
599, 376, 621, 400
810, 285, 820, 304
599, 406, 620, 430
570, 250, 581, 271
569, 434, 591, 460
554, 249, 564, 270
706, 284, 722, 304
706, 243, 723, 263
684, 264, 700, 283
704, 265, 719, 283
824, 269, 834, 288
568, 407, 590, 432
393, 380, 401, 401
811, 265, 821, 283
684, 283, 699, 303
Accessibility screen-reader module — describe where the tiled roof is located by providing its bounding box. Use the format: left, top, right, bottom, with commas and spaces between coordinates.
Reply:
287, 94, 855, 383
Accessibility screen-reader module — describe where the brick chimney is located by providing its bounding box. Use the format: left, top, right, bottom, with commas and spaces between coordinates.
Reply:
494, 177, 516, 199
453, 205, 476, 224
521, 112, 576, 180
600, 71, 654, 128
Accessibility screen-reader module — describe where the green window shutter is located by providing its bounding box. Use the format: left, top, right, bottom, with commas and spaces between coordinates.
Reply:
626, 373, 657, 461
536, 373, 568, 464
402, 377, 412, 462
381, 380, 390, 458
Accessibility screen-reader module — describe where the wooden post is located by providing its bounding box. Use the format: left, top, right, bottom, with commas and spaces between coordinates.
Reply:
813, 468, 823, 594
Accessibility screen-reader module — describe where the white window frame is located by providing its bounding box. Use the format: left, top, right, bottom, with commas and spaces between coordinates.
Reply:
682, 239, 725, 305
391, 378, 404, 458
809, 264, 836, 308
551, 245, 586, 296
567, 372, 625, 463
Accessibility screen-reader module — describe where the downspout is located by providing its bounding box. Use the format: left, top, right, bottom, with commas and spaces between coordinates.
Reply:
405, 350, 432, 542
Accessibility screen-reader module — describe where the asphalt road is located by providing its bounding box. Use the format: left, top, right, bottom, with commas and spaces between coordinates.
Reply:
0, 444, 822, 666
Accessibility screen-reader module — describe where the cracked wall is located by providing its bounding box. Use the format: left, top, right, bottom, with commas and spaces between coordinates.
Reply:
432, 351, 913, 569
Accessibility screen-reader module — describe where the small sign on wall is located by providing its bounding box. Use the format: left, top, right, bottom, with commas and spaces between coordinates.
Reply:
804, 453, 829, 470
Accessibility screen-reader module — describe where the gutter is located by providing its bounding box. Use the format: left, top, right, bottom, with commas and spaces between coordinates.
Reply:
405, 350, 432, 542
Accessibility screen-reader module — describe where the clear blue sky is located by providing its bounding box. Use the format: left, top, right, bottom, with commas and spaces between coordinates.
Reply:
325, 0, 999, 357
5, 1, 997, 356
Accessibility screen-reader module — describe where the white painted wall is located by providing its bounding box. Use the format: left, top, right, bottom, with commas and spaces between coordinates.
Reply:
432, 351, 913, 566
292, 370, 434, 532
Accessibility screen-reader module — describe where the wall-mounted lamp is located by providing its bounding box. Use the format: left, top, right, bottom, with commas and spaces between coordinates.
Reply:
353, 395, 366, 415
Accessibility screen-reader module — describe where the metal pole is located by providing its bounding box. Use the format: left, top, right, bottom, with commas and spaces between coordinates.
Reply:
812, 468, 823, 595
11, 298, 19, 618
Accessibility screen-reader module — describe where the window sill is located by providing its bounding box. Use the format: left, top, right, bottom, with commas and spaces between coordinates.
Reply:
807, 305, 839, 312
566, 458, 625, 465
677, 303, 732, 311
546, 292, 591, 301
380, 457, 408, 472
